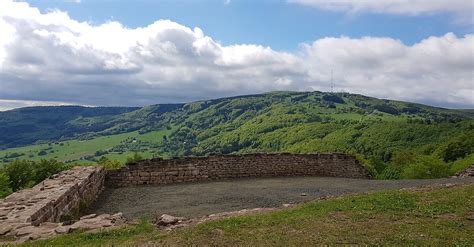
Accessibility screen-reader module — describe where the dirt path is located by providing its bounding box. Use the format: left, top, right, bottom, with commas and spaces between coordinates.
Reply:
88, 177, 474, 219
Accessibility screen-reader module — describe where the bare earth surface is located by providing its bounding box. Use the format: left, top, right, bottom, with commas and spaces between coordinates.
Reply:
88, 177, 474, 219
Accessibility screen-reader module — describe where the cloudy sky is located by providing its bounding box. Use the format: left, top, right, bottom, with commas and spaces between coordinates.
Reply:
0, 0, 473, 111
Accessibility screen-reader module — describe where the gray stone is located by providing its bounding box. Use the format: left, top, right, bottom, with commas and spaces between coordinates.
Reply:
154, 214, 186, 226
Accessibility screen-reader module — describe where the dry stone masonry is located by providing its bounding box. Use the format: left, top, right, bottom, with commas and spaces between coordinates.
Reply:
106, 153, 372, 187
0, 153, 371, 242
455, 164, 474, 177
0, 166, 126, 243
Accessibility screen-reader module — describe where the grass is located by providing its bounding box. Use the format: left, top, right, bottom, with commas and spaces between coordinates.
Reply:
21, 184, 474, 246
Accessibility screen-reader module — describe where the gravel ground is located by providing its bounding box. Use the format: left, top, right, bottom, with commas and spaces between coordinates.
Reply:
88, 177, 474, 219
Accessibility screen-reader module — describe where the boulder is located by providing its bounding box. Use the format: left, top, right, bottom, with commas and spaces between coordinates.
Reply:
154, 214, 186, 226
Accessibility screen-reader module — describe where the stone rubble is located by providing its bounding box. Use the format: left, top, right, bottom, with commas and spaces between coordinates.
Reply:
455, 164, 474, 177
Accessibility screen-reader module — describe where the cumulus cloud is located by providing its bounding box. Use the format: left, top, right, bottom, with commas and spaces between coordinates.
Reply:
289, 0, 474, 24
0, 0, 473, 109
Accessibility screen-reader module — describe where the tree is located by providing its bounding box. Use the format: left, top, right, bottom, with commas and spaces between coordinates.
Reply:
33, 159, 65, 183
4, 160, 34, 191
436, 133, 474, 162
377, 165, 402, 180
391, 151, 417, 168
368, 156, 386, 174
402, 155, 449, 179
126, 152, 144, 164
0, 172, 12, 198
97, 156, 124, 170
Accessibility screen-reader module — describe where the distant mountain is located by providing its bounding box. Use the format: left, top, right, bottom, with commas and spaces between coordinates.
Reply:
0, 105, 141, 148
0, 91, 472, 167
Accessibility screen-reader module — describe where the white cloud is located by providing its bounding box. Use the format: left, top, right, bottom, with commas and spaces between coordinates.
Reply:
0, 99, 73, 111
0, 0, 473, 109
289, 0, 474, 24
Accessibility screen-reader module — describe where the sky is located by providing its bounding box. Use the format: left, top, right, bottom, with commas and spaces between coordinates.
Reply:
0, 0, 473, 110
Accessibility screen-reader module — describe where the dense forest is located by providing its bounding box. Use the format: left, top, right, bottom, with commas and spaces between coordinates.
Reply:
1, 91, 473, 197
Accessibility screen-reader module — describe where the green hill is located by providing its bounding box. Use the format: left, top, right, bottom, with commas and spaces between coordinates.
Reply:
1, 91, 473, 176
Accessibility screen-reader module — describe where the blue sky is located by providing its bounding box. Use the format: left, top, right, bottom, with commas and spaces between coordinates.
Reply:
0, 0, 472, 109
27, 0, 473, 51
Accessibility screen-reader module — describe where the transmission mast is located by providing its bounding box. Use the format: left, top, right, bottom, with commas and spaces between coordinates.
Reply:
331, 69, 334, 93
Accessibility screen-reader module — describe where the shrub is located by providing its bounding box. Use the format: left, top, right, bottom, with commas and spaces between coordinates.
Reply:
0, 172, 12, 198
402, 155, 449, 179
33, 159, 66, 183
377, 165, 403, 180
391, 151, 417, 168
449, 153, 474, 175
368, 156, 386, 174
37, 150, 48, 156
436, 133, 474, 162
4, 152, 23, 159
4, 160, 34, 191
126, 153, 144, 164
97, 157, 124, 170
354, 154, 377, 177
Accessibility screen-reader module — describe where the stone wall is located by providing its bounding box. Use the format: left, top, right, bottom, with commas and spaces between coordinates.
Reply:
0, 166, 105, 235
106, 153, 371, 187
455, 164, 474, 177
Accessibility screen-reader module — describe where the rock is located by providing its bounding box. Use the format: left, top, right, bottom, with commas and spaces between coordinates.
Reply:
54, 226, 72, 234
154, 214, 186, 226
0, 225, 13, 235
80, 214, 97, 220
455, 164, 474, 177
300, 193, 307, 196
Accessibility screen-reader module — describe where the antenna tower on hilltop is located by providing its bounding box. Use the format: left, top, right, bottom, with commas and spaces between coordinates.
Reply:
331, 69, 334, 93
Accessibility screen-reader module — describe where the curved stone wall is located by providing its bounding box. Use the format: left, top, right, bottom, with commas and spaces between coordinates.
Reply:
0, 166, 105, 241
106, 153, 371, 187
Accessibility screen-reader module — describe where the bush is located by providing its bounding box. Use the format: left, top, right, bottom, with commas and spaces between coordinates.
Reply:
354, 154, 377, 177
402, 155, 449, 179
436, 133, 474, 162
391, 151, 417, 168
368, 156, 386, 174
0, 172, 12, 198
4, 152, 23, 159
37, 150, 48, 156
33, 159, 66, 183
126, 152, 145, 164
449, 153, 474, 175
97, 157, 124, 170
377, 165, 403, 180
4, 160, 34, 191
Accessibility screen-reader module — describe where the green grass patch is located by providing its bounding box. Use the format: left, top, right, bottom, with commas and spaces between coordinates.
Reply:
0, 129, 173, 165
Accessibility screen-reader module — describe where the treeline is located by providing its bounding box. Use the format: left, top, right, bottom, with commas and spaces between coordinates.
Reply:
355, 131, 474, 179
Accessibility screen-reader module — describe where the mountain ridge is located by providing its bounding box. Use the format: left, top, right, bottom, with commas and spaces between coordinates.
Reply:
0, 91, 472, 170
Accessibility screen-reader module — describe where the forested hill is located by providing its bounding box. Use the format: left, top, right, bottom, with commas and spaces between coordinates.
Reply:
0, 91, 473, 177
0, 104, 181, 149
